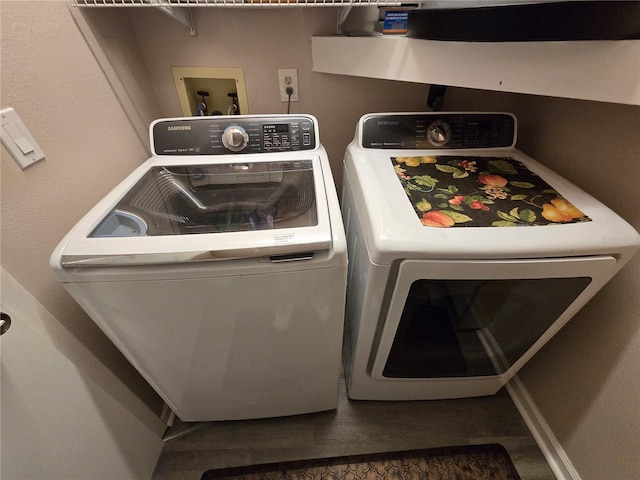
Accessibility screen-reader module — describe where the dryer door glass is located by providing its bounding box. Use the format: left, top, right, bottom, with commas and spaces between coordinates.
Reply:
91, 161, 317, 237
382, 277, 591, 378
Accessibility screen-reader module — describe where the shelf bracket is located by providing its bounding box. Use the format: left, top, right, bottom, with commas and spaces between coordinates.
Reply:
337, 7, 352, 35
151, 1, 196, 36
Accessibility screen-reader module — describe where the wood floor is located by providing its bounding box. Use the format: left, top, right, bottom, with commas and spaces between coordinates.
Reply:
152, 376, 557, 480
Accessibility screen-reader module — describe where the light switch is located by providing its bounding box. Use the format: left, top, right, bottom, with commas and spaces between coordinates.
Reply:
1, 108, 45, 169
4, 122, 35, 154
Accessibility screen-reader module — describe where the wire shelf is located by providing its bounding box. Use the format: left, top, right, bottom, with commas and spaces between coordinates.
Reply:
74, 0, 407, 6
73, 0, 411, 36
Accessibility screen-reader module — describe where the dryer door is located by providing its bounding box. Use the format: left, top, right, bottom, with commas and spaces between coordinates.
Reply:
371, 256, 617, 381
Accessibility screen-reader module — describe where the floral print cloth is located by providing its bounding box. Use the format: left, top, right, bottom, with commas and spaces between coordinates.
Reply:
392, 155, 591, 228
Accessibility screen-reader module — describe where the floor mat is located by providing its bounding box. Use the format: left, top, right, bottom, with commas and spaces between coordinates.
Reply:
200, 443, 521, 480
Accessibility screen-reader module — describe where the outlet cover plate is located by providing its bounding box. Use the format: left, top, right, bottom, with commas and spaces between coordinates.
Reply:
278, 68, 299, 102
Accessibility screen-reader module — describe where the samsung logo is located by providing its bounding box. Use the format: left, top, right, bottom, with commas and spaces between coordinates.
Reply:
167, 125, 191, 131
377, 120, 400, 126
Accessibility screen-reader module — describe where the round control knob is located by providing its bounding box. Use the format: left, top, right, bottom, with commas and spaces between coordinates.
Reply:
222, 126, 249, 152
426, 120, 452, 147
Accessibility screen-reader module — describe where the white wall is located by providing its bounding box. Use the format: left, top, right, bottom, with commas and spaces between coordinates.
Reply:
448, 89, 640, 480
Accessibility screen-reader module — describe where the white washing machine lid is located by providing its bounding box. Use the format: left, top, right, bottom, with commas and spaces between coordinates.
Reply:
345, 113, 640, 264
54, 152, 334, 267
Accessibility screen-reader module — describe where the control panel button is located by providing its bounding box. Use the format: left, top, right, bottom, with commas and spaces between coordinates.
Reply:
222, 125, 249, 152
426, 120, 452, 147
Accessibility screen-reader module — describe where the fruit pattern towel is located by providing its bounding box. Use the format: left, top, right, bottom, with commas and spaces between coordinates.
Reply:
392, 155, 591, 228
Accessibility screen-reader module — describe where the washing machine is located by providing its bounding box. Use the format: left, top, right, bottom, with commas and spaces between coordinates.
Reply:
341, 112, 639, 401
51, 114, 347, 422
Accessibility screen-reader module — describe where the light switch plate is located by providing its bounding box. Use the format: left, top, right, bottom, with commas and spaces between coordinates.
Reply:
1, 108, 45, 169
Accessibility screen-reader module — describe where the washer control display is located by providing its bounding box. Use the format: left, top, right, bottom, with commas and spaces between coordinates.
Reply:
152, 116, 316, 155
362, 113, 515, 149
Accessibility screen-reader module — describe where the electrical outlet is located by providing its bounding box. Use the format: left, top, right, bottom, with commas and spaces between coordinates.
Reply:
278, 68, 299, 102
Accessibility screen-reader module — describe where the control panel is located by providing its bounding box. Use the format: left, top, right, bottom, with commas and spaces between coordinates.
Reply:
152, 115, 316, 155
361, 113, 515, 149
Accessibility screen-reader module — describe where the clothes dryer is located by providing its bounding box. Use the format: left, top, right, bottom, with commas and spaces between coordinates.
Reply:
51, 115, 347, 421
341, 112, 639, 400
